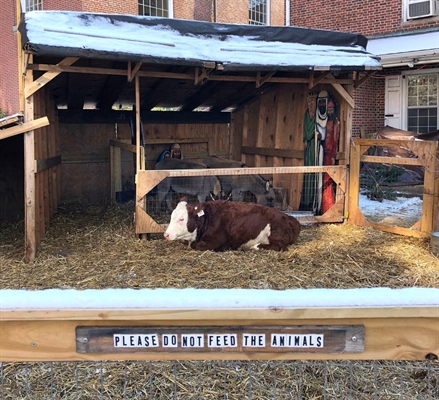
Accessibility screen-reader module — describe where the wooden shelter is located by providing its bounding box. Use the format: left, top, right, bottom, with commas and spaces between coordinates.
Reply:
1, 10, 391, 261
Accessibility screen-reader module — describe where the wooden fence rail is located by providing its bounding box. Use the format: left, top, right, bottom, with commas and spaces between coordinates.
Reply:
0, 288, 437, 362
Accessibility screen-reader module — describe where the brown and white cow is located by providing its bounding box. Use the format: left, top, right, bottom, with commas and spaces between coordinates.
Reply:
164, 199, 301, 251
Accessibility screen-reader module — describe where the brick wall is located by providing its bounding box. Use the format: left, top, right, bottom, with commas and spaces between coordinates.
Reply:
271, 0, 285, 25
289, 0, 439, 36
0, 1, 20, 115
352, 75, 385, 137
216, 1, 248, 24
45, 0, 136, 14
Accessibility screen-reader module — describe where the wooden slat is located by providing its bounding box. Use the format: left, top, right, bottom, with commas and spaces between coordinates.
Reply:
25, 57, 79, 98
0, 117, 49, 140
141, 166, 347, 177
241, 145, 304, 160
35, 156, 62, 173
110, 146, 122, 203
0, 307, 436, 361
331, 78, 355, 108
361, 155, 423, 166
366, 222, 429, 238
0, 115, 22, 129
109, 139, 136, 153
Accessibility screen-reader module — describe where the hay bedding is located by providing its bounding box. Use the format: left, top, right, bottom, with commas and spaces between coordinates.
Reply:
0, 202, 438, 399
1, 201, 437, 289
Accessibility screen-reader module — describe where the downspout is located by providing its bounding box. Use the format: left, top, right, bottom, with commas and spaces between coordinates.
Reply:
285, 0, 290, 26
213, 0, 217, 22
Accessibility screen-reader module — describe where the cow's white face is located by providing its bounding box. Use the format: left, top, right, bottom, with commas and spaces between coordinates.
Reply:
164, 201, 197, 242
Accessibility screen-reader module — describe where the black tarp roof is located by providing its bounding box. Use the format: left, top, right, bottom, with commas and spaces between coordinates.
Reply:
19, 11, 381, 72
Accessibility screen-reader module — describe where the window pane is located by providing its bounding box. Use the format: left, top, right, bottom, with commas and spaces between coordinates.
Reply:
407, 108, 437, 133
26, 0, 43, 11
249, 0, 267, 25
138, 0, 168, 17
407, 73, 438, 132
408, 96, 418, 107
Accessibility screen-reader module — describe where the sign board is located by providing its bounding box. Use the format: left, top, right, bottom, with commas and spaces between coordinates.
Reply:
76, 326, 364, 354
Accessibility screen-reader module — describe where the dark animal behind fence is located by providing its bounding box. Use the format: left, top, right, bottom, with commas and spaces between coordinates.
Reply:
202, 156, 275, 206
153, 158, 221, 213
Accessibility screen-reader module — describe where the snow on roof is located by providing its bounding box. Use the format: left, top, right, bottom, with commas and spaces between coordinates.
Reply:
0, 287, 437, 310
367, 30, 439, 66
19, 11, 381, 72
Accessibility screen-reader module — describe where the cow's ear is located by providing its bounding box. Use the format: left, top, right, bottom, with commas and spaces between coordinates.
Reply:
180, 196, 188, 203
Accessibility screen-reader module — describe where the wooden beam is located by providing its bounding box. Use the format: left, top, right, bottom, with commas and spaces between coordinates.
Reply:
309, 71, 331, 89
0, 116, 49, 140
110, 139, 136, 153
331, 80, 355, 109
96, 74, 128, 110
194, 67, 213, 85
58, 110, 231, 124
0, 306, 436, 361
28, 64, 357, 86
360, 154, 423, 166
24, 61, 36, 262
354, 71, 376, 88
67, 72, 88, 110
241, 145, 304, 159
25, 57, 79, 98
366, 222, 429, 239
35, 155, 61, 173
180, 80, 219, 111
256, 71, 276, 88
0, 115, 22, 129
128, 61, 143, 82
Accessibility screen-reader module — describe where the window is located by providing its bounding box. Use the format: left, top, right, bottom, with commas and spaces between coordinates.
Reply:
407, 74, 438, 133
138, 0, 171, 17
249, 0, 269, 25
403, 0, 437, 21
24, 0, 43, 11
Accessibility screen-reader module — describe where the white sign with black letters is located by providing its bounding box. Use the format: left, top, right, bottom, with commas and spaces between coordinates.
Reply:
76, 326, 364, 354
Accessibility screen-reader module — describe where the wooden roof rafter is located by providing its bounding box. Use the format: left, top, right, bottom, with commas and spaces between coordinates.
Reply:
25, 57, 79, 98
194, 67, 215, 85
127, 61, 143, 82
309, 71, 332, 89
27, 62, 360, 86
256, 71, 276, 88
354, 71, 377, 88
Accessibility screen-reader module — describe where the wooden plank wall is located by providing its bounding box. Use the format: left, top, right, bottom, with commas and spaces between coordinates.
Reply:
59, 122, 229, 203
32, 88, 61, 249
231, 83, 352, 211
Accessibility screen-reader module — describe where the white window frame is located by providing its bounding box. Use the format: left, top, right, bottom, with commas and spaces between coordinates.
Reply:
249, 0, 270, 26
138, 0, 173, 18
402, 68, 439, 132
402, 0, 438, 22
21, 0, 43, 12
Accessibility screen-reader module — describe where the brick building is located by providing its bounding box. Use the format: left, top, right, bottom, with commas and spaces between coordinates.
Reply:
290, 0, 439, 137
0, 0, 286, 116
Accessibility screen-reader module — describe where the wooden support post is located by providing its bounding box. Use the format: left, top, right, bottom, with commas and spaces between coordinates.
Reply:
110, 145, 122, 202
419, 141, 438, 233
24, 65, 36, 262
347, 140, 366, 226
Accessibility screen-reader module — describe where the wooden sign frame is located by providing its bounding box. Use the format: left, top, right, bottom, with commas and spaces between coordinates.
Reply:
76, 325, 365, 354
